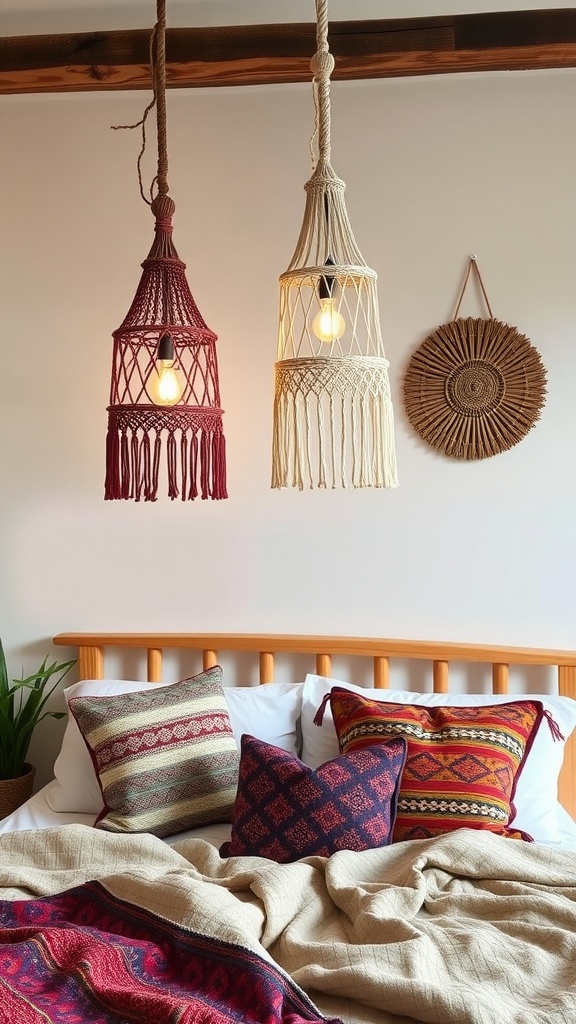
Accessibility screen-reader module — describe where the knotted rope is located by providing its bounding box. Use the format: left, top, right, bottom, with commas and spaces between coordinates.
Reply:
111, 0, 170, 210
310, 0, 334, 169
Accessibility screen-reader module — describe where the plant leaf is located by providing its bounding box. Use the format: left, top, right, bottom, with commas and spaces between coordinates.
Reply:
0, 643, 76, 779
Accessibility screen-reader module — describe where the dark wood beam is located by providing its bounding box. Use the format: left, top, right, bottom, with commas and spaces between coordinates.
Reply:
1, 10, 576, 95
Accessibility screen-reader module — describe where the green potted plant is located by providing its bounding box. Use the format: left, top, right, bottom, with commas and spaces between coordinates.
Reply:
0, 637, 75, 818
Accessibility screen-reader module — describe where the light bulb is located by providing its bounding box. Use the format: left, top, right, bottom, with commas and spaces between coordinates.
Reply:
312, 297, 346, 344
149, 360, 183, 406
149, 331, 184, 406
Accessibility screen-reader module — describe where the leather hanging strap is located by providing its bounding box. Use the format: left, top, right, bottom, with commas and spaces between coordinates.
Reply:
452, 255, 494, 320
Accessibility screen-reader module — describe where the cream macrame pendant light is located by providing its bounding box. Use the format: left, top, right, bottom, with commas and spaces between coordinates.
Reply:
272, 0, 398, 490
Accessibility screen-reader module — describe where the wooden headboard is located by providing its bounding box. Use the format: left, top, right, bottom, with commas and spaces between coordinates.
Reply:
53, 632, 576, 821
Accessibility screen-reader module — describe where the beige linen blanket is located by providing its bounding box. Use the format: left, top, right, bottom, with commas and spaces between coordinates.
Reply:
0, 825, 575, 1024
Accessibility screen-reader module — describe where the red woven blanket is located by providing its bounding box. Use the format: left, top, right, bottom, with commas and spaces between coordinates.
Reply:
0, 881, 342, 1024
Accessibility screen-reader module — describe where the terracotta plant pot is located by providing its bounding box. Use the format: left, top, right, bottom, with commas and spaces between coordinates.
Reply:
0, 762, 35, 820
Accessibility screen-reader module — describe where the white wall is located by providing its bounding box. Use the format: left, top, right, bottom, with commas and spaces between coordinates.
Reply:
1, 7, 576, 782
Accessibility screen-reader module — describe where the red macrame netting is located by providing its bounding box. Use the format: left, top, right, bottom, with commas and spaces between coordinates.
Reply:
105, 194, 227, 501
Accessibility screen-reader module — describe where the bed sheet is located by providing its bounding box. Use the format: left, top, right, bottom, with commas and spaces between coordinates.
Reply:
555, 803, 576, 851
2, 781, 576, 852
0, 782, 232, 847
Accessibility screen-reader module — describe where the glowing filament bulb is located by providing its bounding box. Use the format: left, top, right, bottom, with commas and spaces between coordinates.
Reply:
156, 362, 183, 405
312, 297, 346, 344
312, 259, 346, 344
151, 332, 183, 406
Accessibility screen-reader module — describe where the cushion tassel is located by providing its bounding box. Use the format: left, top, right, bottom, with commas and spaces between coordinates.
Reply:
313, 692, 332, 727
543, 709, 565, 742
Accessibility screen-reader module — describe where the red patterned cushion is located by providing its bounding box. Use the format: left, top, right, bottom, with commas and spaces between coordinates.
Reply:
220, 734, 407, 863
318, 689, 544, 842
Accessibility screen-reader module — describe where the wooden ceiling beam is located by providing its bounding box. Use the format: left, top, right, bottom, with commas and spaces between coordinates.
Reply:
1, 10, 576, 96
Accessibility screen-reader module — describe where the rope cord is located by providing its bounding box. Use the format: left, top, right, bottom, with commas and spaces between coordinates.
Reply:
310, 0, 334, 168
154, 0, 169, 197
287, 0, 365, 272
110, 0, 168, 207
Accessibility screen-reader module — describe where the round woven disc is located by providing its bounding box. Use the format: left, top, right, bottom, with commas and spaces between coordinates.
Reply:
403, 317, 547, 460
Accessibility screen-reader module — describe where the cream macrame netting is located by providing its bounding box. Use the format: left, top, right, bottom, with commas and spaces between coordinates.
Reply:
271, 0, 398, 490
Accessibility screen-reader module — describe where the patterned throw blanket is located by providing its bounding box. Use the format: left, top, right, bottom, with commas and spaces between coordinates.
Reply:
1, 825, 576, 1024
0, 879, 340, 1024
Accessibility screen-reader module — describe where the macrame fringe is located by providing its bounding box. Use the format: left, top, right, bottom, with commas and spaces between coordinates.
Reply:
105, 426, 227, 502
272, 382, 398, 490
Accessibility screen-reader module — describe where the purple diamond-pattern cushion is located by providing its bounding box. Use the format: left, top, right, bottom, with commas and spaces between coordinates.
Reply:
220, 734, 407, 863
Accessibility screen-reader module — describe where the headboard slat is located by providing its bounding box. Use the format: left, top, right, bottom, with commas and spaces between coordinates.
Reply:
373, 656, 389, 689
78, 645, 104, 681
316, 653, 331, 677
559, 665, 576, 817
492, 663, 509, 694
203, 650, 218, 671
259, 652, 275, 684
433, 660, 449, 693
147, 649, 163, 683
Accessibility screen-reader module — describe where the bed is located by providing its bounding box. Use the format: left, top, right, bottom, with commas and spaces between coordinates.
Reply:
1, 630, 576, 1024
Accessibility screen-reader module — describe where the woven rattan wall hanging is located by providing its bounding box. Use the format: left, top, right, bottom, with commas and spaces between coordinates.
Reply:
403, 257, 547, 461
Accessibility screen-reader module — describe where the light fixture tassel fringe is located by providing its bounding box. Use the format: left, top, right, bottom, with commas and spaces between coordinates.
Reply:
105, 407, 226, 502
272, 356, 397, 489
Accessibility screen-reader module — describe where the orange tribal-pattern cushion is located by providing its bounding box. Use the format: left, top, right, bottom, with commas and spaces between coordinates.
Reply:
316, 688, 545, 842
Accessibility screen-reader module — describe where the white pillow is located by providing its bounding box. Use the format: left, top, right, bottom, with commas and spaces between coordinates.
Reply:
48, 677, 303, 814
301, 674, 576, 845
223, 683, 302, 754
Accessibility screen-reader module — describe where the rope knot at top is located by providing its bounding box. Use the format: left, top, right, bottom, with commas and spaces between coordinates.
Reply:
310, 50, 335, 80
151, 194, 175, 222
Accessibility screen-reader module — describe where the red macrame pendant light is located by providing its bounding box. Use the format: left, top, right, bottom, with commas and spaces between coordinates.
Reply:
105, 0, 226, 502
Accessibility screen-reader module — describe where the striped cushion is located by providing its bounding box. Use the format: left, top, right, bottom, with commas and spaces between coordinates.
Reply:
68, 666, 240, 839
321, 688, 544, 842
